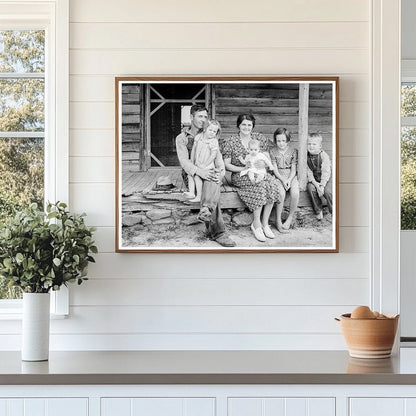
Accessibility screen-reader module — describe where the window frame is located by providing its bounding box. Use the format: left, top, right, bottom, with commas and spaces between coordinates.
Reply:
0, 0, 69, 317
401, 60, 416, 231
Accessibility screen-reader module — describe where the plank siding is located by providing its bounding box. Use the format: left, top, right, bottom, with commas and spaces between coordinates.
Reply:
214, 83, 333, 156
121, 84, 143, 170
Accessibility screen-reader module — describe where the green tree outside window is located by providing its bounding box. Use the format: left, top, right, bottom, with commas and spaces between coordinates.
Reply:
0, 30, 45, 299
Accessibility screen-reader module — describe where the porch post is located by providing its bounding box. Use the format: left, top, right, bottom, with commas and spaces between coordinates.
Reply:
298, 83, 309, 191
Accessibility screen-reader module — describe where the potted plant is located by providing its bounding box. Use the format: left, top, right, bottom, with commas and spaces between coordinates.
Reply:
0, 202, 97, 361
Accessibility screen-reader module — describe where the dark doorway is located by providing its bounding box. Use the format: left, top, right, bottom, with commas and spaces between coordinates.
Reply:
148, 83, 208, 167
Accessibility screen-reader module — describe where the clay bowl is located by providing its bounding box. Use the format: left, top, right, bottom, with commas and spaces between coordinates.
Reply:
336, 313, 399, 359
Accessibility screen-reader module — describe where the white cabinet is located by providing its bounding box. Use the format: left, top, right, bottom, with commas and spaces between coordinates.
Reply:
4, 385, 416, 416
228, 398, 335, 416
350, 398, 416, 416
101, 398, 215, 416
0, 398, 88, 416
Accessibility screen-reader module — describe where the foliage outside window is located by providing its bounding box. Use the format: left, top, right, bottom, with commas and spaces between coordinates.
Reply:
0, 30, 45, 299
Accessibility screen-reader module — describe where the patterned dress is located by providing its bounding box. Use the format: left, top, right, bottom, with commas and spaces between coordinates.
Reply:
221, 132, 281, 212
269, 146, 298, 195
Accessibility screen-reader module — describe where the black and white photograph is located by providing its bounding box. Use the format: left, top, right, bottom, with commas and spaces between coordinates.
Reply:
116, 77, 338, 252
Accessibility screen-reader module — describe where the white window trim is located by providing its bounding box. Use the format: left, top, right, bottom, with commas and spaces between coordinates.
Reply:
371, 0, 401, 325
0, 0, 69, 317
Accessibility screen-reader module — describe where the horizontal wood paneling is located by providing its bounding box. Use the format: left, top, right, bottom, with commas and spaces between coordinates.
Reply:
339, 227, 369, 252
69, 183, 114, 226
70, 49, 368, 75
70, 102, 114, 129
0, 333, 348, 350
91, 227, 115, 253
69, 75, 368, 103
339, 129, 369, 157
91, 225, 368, 254
70, 0, 369, 23
70, 157, 114, 183
48, 306, 355, 334
339, 184, 369, 227
69, 130, 115, 157
56, 0, 373, 351
70, 22, 368, 50
339, 157, 369, 183
70, 278, 368, 306
0, 306, 355, 335
85, 253, 369, 279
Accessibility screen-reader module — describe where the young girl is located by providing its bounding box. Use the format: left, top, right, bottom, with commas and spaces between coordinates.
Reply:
239, 139, 274, 183
184, 119, 221, 203
270, 127, 300, 232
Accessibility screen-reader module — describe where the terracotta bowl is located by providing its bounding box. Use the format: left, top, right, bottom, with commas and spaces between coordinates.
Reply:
337, 313, 399, 359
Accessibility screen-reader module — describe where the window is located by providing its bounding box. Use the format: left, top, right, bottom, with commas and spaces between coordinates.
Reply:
0, 29, 45, 300
401, 65, 416, 230
0, 0, 69, 314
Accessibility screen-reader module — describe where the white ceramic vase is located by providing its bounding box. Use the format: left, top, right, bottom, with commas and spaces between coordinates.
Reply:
22, 292, 50, 361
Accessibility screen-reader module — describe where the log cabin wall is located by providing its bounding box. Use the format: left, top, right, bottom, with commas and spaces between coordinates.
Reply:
121, 84, 145, 171
214, 82, 333, 150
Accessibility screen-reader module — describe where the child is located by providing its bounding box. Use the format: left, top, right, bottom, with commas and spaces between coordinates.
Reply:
270, 127, 299, 232
184, 119, 221, 203
239, 139, 274, 183
306, 132, 333, 220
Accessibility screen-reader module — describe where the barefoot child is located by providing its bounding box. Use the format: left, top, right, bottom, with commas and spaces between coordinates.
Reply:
239, 139, 274, 183
184, 119, 221, 203
306, 132, 333, 220
270, 127, 300, 232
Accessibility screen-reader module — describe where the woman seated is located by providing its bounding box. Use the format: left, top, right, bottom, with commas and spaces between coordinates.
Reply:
221, 114, 281, 243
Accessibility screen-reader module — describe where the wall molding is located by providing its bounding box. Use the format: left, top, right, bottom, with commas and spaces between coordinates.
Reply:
371, 0, 401, 315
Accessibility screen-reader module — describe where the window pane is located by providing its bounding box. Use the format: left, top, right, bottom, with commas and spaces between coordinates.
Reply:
0, 30, 45, 73
401, 127, 416, 230
0, 137, 44, 217
0, 78, 44, 132
0, 137, 44, 300
401, 83, 416, 117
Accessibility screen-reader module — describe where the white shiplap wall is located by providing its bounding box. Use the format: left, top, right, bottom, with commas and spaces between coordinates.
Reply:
53, 0, 371, 350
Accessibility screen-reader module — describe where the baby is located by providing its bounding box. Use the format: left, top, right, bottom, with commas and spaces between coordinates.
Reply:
306, 133, 333, 220
184, 119, 221, 203
239, 139, 274, 183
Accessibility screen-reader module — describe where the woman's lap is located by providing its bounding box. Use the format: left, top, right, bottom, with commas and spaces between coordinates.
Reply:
232, 173, 280, 212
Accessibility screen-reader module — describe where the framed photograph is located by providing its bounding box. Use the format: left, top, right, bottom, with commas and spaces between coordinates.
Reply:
116, 77, 339, 252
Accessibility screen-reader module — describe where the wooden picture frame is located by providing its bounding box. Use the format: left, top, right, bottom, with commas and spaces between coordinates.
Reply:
115, 77, 339, 252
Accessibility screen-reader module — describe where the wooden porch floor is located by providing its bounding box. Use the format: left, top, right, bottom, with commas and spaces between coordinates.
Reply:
122, 167, 312, 210
122, 167, 236, 196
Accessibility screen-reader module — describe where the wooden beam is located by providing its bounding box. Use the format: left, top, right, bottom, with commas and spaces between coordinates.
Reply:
298, 84, 309, 191
144, 84, 151, 170
139, 84, 147, 171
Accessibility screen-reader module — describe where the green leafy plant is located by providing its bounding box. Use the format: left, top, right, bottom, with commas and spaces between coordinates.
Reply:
0, 202, 97, 293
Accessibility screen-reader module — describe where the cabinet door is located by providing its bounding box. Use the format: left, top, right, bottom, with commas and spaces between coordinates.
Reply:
0, 398, 88, 416
101, 398, 215, 416
350, 398, 416, 416
228, 398, 335, 416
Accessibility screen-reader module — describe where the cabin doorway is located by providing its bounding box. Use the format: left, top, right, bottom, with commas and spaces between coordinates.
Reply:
146, 83, 211, 168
